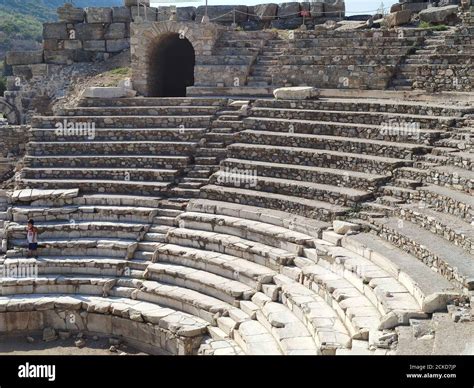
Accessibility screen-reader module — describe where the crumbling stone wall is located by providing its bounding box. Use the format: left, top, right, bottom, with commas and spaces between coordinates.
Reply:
0, 125, 28, 182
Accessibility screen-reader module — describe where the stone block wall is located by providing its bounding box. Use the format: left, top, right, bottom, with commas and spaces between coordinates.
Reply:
0, 125, 28, 182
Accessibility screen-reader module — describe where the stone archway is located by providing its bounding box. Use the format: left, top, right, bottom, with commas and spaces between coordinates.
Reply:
131, 21, 221, 96
0, 98, 20, 125
148, 33, 195, 97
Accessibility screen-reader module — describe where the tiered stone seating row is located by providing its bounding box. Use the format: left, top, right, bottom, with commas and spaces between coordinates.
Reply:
21, 97, 228, 196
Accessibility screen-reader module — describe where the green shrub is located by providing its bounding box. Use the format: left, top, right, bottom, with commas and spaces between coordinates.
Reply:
419, 21, 448, 31
0, 77, 6, 96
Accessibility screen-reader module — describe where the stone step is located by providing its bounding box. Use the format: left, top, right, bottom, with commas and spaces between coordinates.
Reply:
273, 275, 351, 355
228, 143, 412, 175
398, 204, 474, 255
252, 98, 471, 117
78, 97, 228, 108
211, 171, 372, 207
417, 184, 474, 221
220, 158, 389, 191
427, 165, 474, 194
30, 127, 208, 142
167, 227, 295, 271
297, 261, 383, 340
381, 185, 418, 200
169, 187, 201, 199
11, 204, 158, 224
24, 155, 191, 169
155, 243, 276, 290
394, 178, 423, 189
27, 141, 198, 157
19, 178, 172, 196
178, 181, 206, 190
254, 299, 319, 355
31, 115, 213, 129
342, 233, 461, 313
176, 211, 316, 254
21, 167, 179, 182
7, 220, 148, 240
8, 237, 137, 258
301, 247, 427, 328
234, 319, 283, 355
186, 198, 328, 238
372, 217, 474, 291
144, 233, 166, 243
238, 130, 430, 159
200, 184, 348, 222
243, 117, 442, 143
61, 106, 220, 117
145, 262, 255, 305
137, 279, 234, 323
250, 107, 454, 129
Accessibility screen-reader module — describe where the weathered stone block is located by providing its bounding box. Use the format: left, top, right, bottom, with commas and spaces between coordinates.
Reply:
82, 87, 136, 98
250, 3, 278, 21
104, 23, 128, 40
57, 3, 85, 23
195, 5, 248, 23
273, 86, 320, 99
6, 51, 43, 66
385, 9, 413, 27
112, 6, 132, 23
43, 49, 75, 65
324, 0, 345, 18
310, 2, 325, 18
87, 313, 112, 334
43, 39, 61, 51
75, 24, 105, 40
106, 39, 130, 53
63, 40, 83, 50
85, 7, 113, 23
177, 7, 196, 21
419, 5, 459, 24
43, 23, 69, 40
83, 40, 106, 51
125, 0, 149, 6
277, 2, 301, 18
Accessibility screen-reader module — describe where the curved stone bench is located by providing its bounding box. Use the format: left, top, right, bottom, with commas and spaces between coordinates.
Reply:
372, 217, 474, 291
273, 274, 351, 355
166, 228, 295, 271
154, 243, 276, 290
201, 184, 348, 221
341, 233, 461, 313
144, 262, 255, 305
12, 205, 159, 223
30, 127, 208, 143
7, 220, 149, 240
237, 130, 431, 160
0, 294, 208, 355
176, 211, 317, 254
187, 199, 329, 237
221, 158, 388, 192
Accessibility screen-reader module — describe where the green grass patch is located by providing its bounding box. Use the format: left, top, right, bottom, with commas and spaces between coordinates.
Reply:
419, 21, 448, 31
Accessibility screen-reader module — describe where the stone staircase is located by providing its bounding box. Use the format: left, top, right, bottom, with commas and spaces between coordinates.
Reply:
1, 94, 473, 355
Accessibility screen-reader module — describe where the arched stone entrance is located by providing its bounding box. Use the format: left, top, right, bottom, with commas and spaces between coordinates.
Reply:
131, 21, 221, 97
148, 33, 195, 97
0, 98, 20, 125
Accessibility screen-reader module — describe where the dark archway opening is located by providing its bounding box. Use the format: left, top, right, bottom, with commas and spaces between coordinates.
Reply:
148, 33, 195, 97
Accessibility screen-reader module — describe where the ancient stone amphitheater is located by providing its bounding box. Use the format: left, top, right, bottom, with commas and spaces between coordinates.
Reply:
0, 0, 473, 355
